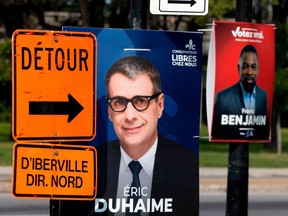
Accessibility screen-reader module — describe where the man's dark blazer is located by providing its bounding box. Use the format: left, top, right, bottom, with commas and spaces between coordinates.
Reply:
59, 135, 199, 216
212, 82, 269, 140
96, 135, 199, 216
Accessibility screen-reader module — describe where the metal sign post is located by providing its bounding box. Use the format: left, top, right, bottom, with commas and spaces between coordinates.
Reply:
226, 1, 253, 215
130, 0, 147, 29
150, 0, 209, 15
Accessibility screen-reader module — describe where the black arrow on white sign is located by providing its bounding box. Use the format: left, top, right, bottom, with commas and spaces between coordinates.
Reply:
168, 0, 197, 7
29, 94, 84, 123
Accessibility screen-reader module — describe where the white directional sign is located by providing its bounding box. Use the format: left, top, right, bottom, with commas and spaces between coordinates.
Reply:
150, 0, 208, 15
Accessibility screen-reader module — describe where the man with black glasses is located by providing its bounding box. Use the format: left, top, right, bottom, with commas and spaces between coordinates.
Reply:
212, 44, 269, 140
94, 56, 198, 216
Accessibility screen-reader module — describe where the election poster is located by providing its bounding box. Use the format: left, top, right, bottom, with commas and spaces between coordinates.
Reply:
207, 21, 275, 142
61, 27, 203, 215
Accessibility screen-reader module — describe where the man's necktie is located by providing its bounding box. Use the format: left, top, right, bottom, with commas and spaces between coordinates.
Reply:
127, 160, 142, 216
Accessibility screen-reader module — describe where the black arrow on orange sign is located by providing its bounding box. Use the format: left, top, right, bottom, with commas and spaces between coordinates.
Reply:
168, 0, 197, 7
29, 94, 84, 123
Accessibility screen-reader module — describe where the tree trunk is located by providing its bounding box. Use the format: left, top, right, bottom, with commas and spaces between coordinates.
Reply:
265, 107, 279, 150
78, 0, 90, 26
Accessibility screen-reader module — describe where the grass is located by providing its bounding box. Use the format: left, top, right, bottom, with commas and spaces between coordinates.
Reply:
0, 122, 14, 165
199, 124, 288, 167
0, 141, 13, 165
0, 122, 12, 141
1, 122, 288, 167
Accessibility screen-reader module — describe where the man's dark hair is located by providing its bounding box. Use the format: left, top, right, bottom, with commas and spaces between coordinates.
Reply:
239, 44, 258, 59
105, 56, 162, 96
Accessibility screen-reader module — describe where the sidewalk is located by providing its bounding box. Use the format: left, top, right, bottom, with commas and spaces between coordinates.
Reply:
200, 168, 288, 194
1, 166, 288, 194
0, 166, 11, 193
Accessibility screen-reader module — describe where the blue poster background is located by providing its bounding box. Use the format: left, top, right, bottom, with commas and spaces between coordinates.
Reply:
63, 27, 202, 153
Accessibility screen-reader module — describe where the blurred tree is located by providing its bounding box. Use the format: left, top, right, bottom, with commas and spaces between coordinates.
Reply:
0, 0, 61, 38
78, 0, 90, 26
78, 0, 106, 27
0, 0, 287, 147
269, 0, 288, 150
108, 0, 130, 28
0, 39, 11, 122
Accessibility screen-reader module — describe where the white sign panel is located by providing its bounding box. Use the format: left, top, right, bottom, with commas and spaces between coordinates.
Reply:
150, 0, 208, 15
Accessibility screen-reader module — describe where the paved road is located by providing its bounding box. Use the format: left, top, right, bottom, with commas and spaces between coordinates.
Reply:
0, 193, 49, 215
1, 192, 288, 216
1, 167, 288, 215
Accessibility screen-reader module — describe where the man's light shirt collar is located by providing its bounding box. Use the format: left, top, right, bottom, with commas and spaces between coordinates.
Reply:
119, 137, 158, 178
240, 82, 256, 110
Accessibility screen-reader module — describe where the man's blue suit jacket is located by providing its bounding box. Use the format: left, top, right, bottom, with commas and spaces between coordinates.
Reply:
96, 135, 199, 216
212, 82, 269, 140
59, 135, 199, 216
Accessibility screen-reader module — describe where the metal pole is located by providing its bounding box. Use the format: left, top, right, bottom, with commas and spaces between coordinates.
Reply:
226, 143, 249, 216
226, 1, 253, 216
235, 0, 253, 22
50, 2, 149, 216
50, 143, 61, 216
50, 200, 60, 216
130, 0, 148, 29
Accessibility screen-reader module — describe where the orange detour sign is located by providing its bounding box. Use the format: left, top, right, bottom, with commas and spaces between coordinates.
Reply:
12, 143, 97, 200
12, 30, 96, 142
